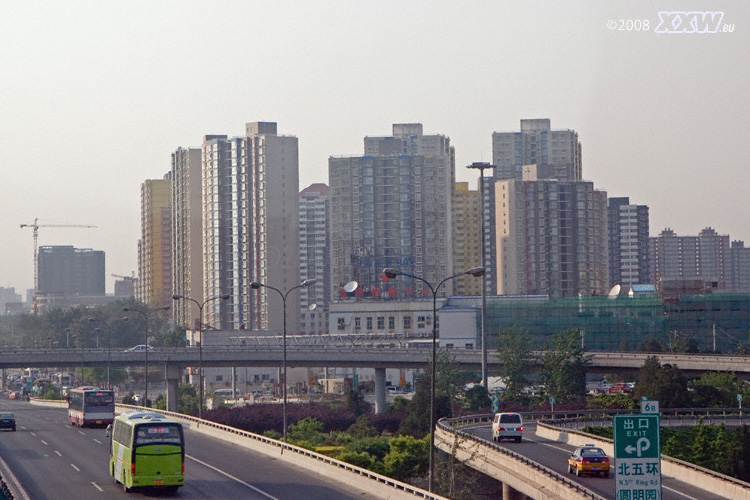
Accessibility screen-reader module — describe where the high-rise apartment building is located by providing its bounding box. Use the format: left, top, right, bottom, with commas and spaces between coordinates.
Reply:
495, 169, 609, 298
730, 241, 750, 292
137, 177, 172, 307
608, 197, 650, 287
299, 183, 330, 334
38, 245, 105, 296
202, 122, 300, 334
649, 228, 730, 288
492, 118, 582, 182
171, 147, 203, 327
329, 124, 455, 299
453, 182, 482, 296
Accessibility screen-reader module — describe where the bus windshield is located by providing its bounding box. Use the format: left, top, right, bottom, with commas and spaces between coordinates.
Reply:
87, 392, 114, 405
135, 424, 183, 446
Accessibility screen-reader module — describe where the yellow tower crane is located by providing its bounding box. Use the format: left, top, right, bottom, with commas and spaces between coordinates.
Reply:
20, 218, 97, 293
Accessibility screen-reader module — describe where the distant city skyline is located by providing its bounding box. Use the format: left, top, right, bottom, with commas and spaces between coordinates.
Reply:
1, 2, 747, 294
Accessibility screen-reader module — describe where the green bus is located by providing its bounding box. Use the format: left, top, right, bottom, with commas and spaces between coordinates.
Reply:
106, 411, 185, 493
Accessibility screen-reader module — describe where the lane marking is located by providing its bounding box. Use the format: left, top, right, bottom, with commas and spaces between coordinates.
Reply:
93, 439, 102, 444
30, 432, 36, 437
71, 464, 80, 472
55, 451, 62, 457
187, 455, 280, 499
78, 430, 86, 435
91, 482, 103, 492
523, 436, 709, 500
40, 440, 48, 446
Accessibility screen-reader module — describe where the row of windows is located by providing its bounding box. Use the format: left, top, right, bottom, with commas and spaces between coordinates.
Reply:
336, 315, 435, 331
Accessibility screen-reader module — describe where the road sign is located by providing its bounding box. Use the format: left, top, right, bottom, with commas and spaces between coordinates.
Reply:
641, 399, 659, 414
614, 414, 662, 500
491, 394, 499, 413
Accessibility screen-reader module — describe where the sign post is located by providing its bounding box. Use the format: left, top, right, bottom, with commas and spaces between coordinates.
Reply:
614, 413, 662, 500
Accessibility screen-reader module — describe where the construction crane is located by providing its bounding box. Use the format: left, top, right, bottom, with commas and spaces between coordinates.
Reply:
20, 218, 97, 293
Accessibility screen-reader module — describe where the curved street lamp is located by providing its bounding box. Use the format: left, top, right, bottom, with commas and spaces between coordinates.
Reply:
250, 278, 317, 444
467, 162, 496, 392
171, 293, 231, 419
89, 316, 128, 390
123, 305, 170, 407
382, 266, 484, 492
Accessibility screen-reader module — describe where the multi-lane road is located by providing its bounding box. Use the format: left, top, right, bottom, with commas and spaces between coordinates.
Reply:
1, 397, 740, 500
464, 421, 732, 500
0, 399, 379, 499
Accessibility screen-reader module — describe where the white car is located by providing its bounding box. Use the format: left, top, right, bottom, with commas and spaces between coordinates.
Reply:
492, 412, 524, 442
124, 345, 154, 352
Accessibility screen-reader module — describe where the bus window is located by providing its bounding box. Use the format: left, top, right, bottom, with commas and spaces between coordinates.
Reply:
136, 424, 183, 446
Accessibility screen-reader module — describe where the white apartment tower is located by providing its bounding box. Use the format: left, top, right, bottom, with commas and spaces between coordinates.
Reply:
201, 122, 300, 334
172, 147, 203, 328
329, 123, 455, 299
299, 183, 330, 334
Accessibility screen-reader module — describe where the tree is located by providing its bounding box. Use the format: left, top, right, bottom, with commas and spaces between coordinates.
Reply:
288, 417, 326, 449
383, 435, 428, 482
632, 356, 691, 408
539, 329, 591, 403
496, 327, 532, 403
398, 349, 460, 437
637, 337, 665, 352
347, 414, 379, 439
462, 385, 491, 411
162, 326, 187, 347
344, 389, 370, 416
690, 372, 744, 407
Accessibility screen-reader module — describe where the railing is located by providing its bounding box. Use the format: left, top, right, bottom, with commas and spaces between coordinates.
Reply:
437, 414, 608, 500
116, 404, 449, 500
538, 415, 750, 499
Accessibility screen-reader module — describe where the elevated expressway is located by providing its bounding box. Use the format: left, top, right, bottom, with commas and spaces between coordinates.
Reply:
3, 343, 750, 413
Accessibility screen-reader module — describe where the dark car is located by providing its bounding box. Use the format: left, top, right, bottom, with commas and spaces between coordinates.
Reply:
0, 412, 16, 431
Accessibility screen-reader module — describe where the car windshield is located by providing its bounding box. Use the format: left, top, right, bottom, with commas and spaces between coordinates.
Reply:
499, 414, 521, 424
0, 413, 13, 419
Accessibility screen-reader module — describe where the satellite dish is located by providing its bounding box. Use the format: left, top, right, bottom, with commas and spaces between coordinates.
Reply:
343, 281, 359, 293
608, 284, 621, 299
308, 303, 317, 311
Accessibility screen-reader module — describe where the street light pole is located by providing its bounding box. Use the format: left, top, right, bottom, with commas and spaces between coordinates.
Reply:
382, 267, 484, 493
124, 305, 169, 407
79, 331, 85, 385
89, 317, 128, 390
250, 279, 317, 445
172, 294, 231, 419
467, 162, 496, 392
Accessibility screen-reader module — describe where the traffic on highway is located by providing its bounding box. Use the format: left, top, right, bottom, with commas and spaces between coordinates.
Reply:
0, 397, 383, 499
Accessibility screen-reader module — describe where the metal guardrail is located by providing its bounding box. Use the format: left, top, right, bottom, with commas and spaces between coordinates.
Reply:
116, 404, 448, 500
538, 415, 750, 496
437, 414, 608, 500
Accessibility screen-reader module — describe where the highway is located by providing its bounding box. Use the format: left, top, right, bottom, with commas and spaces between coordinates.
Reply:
462, 421, 731, 500
0, 399, 378, 500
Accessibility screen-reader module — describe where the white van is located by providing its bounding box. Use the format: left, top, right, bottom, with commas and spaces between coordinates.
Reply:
492, 412, 524, 442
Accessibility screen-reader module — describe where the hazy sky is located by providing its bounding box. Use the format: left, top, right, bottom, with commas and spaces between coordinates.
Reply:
1, 1, 747, 294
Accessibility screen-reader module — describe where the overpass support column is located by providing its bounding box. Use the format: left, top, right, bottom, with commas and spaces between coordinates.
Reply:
164, 364, 183, 413
502, 482, 523, 500
374, 368, 386, 414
